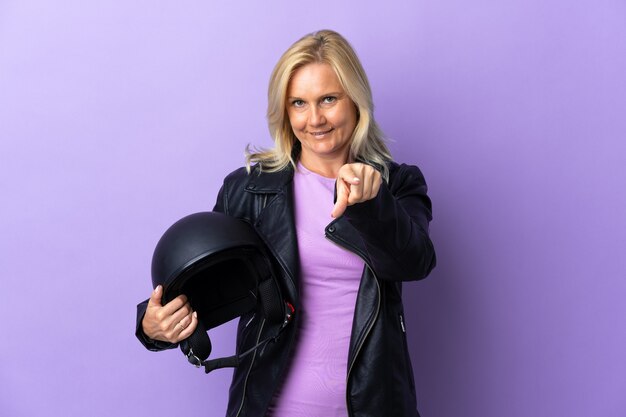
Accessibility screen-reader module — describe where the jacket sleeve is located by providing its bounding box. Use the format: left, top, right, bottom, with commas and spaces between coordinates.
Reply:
342, 163, 436, 282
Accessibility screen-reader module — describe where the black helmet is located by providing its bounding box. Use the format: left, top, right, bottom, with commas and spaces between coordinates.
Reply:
151, 211, 294, 373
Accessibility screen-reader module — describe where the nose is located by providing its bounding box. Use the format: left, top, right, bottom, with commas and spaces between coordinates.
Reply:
308, 106, 326, 127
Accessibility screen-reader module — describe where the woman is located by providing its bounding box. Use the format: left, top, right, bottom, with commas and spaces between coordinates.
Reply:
136, 30, 436, 417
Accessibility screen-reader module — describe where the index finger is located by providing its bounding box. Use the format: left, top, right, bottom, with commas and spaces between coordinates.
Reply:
160, 293, 189, 315
331, 180, 350, 218
331, 195, 348, 218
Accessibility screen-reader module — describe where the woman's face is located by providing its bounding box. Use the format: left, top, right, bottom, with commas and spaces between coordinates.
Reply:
286, 62, 357, 173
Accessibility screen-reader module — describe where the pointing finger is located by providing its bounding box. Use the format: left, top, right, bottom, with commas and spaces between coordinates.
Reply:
331, 189, 349, 218
332, 179, 350, 218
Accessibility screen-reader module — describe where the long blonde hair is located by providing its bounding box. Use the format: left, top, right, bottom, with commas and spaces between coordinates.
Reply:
246, 30, 392, 180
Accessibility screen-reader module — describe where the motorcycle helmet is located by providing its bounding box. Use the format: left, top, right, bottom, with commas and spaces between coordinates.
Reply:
151, 211, 294, 373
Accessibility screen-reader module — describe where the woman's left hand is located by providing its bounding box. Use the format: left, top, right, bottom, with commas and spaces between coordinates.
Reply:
331, 163, 382, 218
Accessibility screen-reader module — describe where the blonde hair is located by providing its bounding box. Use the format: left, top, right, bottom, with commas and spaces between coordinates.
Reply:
246, 29, 392, 180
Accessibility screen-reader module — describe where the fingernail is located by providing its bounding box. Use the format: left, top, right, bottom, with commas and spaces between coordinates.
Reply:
193, 312, 198, 319
353, 177, 360, 182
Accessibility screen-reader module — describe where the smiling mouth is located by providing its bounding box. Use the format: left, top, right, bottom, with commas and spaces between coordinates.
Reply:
309, 128, 334, 137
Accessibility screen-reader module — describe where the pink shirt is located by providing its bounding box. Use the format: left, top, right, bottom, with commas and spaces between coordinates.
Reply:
267, 163, 365, 417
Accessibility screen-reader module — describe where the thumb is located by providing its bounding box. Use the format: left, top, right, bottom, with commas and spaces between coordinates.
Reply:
148, 285, 163, 307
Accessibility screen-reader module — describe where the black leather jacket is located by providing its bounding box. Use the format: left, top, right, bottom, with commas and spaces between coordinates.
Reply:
136, 161, 436, 417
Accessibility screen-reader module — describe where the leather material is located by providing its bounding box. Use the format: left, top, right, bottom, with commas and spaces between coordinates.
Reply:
135, 161, 436, 417
148, 210, 289, 372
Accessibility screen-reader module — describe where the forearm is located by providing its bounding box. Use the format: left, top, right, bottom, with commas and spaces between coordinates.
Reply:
343, 164, 436, 281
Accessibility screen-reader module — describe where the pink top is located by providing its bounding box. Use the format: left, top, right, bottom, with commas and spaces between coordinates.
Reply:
267, 163, 365, 417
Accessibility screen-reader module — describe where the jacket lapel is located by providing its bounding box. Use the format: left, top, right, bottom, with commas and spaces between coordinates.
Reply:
243, 167, 300, 302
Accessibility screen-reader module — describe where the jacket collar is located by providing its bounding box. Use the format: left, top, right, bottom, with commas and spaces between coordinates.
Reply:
243, 163, 368, 257
242, 164, 294, 194
241, 163, 370, 302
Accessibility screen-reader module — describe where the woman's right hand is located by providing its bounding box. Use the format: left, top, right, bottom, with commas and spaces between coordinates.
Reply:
141, 285, 198, 343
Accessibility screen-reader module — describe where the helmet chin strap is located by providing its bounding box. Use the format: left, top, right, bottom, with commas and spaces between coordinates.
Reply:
180, 301, 295, 374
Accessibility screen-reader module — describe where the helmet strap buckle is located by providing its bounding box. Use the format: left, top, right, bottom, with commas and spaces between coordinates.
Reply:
186, 348, 202, 368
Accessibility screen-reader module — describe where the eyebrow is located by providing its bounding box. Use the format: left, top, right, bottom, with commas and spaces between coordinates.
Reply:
287, 92, 345, 101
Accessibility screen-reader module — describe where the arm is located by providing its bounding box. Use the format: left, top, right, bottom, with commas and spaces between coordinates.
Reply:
135, 168, 241, 351
338, 162, 436, 282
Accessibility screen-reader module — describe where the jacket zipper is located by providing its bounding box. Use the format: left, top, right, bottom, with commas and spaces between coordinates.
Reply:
326, 229, 381, 417
236, 192, 271, 417
235, 318, 266, 417
345, 272, 380, 417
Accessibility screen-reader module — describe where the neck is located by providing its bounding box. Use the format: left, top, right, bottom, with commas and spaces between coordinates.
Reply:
298, 153, 348, 178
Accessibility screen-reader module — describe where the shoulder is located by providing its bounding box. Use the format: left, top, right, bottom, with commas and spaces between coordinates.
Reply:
222, 164, 294, 191
213, 166, 251, 215
215, 164, 294, 215
387, 161, 428, 190
217, 166, 258, 213
219, 165, 267, 195
222, 166, 255, 186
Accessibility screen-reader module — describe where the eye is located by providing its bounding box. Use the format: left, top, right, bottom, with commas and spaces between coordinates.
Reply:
291, 99, 305, 108
322, 96, 337, 105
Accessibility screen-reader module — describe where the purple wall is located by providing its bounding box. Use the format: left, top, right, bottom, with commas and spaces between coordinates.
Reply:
1, 1, 624, 416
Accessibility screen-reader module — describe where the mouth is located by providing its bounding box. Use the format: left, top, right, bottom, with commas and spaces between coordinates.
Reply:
308, 128, 334, 137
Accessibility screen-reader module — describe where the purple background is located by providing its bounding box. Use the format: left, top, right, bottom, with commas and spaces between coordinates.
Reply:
1, 1, 625, 416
